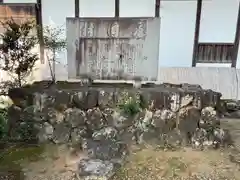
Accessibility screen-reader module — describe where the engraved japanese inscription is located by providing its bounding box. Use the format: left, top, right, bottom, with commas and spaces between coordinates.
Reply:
67, 18, 160, 81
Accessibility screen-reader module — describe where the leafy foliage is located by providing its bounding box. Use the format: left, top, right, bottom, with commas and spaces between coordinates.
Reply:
118, 91, 146, 116
42, 25, 66, 51
0, 19, 39, 87
14, 121, 37, 142
41, 25, 66, 82
119, 100, 141, 116
0, 81, 19, 95
0, 108, 8, 140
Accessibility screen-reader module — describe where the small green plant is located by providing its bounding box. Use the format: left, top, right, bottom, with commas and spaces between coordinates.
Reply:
119, 97, 141, 116
41, 25, 66, 83
118, 92, 147, 116
0, 108, 8, 140
0, 19, 39, 87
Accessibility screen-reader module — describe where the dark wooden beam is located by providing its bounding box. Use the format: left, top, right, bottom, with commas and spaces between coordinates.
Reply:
155, 0, 160, 17
232, 1, 240, 67
192, 0, 202, 67
75, 0, 79, 17
115, 0, 119, 17
36, 0, 44, 64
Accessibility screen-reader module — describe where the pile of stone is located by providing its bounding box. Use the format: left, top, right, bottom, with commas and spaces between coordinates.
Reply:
220, 99, 240, 118
6, 83, 231, 179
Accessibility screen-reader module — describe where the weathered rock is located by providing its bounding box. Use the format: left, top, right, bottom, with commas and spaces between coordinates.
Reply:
134, 127, 160, 145
53, 91, 71, 111
0, 169, 25, 180
70, 127, 88, 144
8, 87, 29, 108
130, 110, 155, 144
72, 90, 98, 110
201, 89, 221, 108
46, 108, 65, 124
9, 119, 38, 142
181, 83, 202, 91
191, 128, 208, 150
72, 91, 87, 109
212, 128, 232, 147
178, 106, 201, 142
52, 123, 71, 144
86, 108, 107, 131
200, 106, 220, 130
112, 110, 135, 130
224, 100, 240, 112
92, 127, 118, 141
22, 105, 43, 123
98, 89, 115, 109
76, 159, 115, 180
82, 127, 126, 161
37, 122, 53, 142
64, 108, 86, 128
192, 93, 202, 109
7, 83, 224, 152
8, 105, 39, 142
138, 110, 153, 129
115, 90, 131, 106
158, 130, 183, 149
201, 106, 217, 120
33, 92, 45, 111
225, 110, 240, 118
0, 95, 13, 109
85, 89, 99, 109
33, 93, 55, 112
143, 91, 172, 110
83, 139, 127, 162
191, 126, 232, 150
102, 108, 114, 125
139, 91, 155, 110
180, 94, 194, 108
151, 109, 176, 133
219, 100, 240, 118
169, 93, 180, 112
7, 105, 22, 137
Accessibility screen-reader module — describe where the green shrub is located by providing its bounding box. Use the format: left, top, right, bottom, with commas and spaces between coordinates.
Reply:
0, 109, 8, 140
118, 91, 147, 116
119, 98, 141, 116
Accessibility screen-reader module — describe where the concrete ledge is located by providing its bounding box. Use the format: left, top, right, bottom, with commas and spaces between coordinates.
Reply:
158, 67, 240, 100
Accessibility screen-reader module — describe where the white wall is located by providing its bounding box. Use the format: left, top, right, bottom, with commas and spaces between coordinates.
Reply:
41, 0, 157, 80
39, 0, 240, 78
79, 0, 115, 17
237, 43, 240, 68
199, 0, 239, 43
158, 67, 240, 100
3, 0, 36, 2
40, 0, 75, 80
79, 0, 155, 17
196, 63, 232, 68
2, 0, 72, 81
119, 0, 155, 17
198, 0, 240, 67
3, 0, 240, 96
158, 1, 197, 67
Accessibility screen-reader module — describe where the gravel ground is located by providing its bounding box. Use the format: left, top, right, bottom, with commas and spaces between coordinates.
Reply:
111, 118, 240, 180
112, 146, 240, 180
1, 118, 240, 180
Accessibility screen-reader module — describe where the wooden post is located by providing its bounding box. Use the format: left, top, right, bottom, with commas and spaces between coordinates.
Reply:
192, 0, 202, 67
36, 0, 44, 64
155, 0, 160, 17
115, 0, 119, 17
232, 1, 240, 67
75, 0, 79, 17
